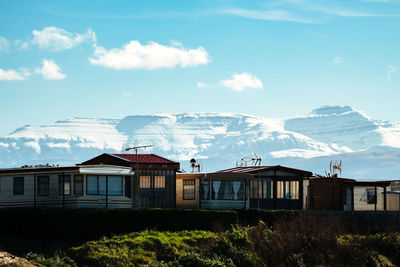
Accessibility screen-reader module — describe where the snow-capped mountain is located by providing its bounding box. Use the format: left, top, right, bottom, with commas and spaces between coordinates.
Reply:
1, 106, 400, 180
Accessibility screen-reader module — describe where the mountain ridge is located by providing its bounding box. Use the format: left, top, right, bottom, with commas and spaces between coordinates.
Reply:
1, 106, 400, 180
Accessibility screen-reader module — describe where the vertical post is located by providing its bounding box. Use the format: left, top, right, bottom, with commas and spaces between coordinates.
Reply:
152, 172, 155, 208
33, 174, 36, 208
351, 186, 354, 211
383, 186, 387, 211
106, 175, 108, 208
273, 170, 277, 209
299, 177, 303, 210
244, 179, 246, 209
136, 148, 139, 208
374, 185, 377, 211
62, 172, 65, 208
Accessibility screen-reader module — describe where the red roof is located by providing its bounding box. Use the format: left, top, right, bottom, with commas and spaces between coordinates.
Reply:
111, 153, 179, 164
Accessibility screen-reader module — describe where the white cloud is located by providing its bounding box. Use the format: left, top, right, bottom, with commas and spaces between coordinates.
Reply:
0, 68, 30, 81
32, 26, 96, 51
0, 37, 10, 51
196, 82, 213, 88
35, 59, 66, 80
223, 8, 314, 23
15, 40, 29, 50
387, 65, 397, 81
331, 56, 343, 64
221, 73, 263, 92
122, 90, 133, 97
89, 40, 210, 70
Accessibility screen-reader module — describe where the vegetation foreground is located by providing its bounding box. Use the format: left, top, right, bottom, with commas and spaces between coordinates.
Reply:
4, 214, 400, 267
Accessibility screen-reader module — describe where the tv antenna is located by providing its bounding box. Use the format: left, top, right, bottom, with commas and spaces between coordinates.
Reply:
125, 145, 154, 153
190, 158, 203, 173
125, 145, 154, 172
237, 153, 262, 167
329, 160, 342, 177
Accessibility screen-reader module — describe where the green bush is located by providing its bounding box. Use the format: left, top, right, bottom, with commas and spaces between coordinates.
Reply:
0, 208, 237, 243
236, 209, 301, 226
71, 230, 218, 266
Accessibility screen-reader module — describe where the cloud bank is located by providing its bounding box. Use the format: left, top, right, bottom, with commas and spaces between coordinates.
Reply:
89, 40, 210, 70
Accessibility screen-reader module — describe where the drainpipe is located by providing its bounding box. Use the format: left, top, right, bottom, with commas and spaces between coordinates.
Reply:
383, 186, 387, 211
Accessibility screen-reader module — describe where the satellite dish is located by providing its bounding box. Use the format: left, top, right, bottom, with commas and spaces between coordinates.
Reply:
190, 158, 202, 173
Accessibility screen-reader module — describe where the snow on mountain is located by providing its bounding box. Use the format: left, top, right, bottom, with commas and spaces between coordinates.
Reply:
1, 106, 400, 180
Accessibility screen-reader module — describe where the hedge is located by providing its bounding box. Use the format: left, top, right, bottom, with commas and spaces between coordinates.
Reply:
0, 208, 237, 243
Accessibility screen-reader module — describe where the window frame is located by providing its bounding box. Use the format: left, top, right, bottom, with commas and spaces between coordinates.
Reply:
86, 175, 123, 196
13, 176, 24, 195
73, 175, 83, 196
37, 175, 49, 196
183, 179, 195, 200
58, 175, 71, 196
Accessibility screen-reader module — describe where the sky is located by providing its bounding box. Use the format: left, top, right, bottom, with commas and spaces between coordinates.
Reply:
0, 0, 399, 136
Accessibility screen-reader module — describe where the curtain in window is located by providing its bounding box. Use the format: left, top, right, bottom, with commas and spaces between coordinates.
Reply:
277, 181, 284, 198
154, 176, 165, 188
232, 181, 241, 200
202, 181, 209, 200
212, 181, 221, 200
290, 181, 299, 199
140, 176, 151, 188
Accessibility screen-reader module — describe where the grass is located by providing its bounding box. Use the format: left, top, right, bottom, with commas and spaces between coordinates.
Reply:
2, 212, 400, 266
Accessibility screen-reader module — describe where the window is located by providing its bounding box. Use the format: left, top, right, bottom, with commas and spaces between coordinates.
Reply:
108, 176, 123, 196
200, 180, 210, 200
290, 181, 299, 199
183, 180, 195, 200
278, 180, 299, 199
250, 180, 259, 198
261, 179, 272, 199
360, 188, 376, 204
37, 176, 49, 196
87, 175, 123, 195
277, 181, 284, 199
58, 175, 71, 195
87, 175, 98, 195
284, 181, 290, 199
74, 175, 83, 196
140, 176, 151, 189
13, 177, 24, 195
154, 176, 165, 189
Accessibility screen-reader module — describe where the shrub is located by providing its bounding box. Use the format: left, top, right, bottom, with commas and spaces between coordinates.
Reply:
0, 208, 237, 243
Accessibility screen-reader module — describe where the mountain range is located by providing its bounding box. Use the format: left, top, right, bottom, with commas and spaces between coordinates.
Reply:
1, 105, 400, 180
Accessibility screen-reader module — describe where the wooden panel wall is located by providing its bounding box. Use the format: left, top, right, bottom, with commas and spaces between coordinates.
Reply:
353, 186, 385, 211
176, 178, 199, 209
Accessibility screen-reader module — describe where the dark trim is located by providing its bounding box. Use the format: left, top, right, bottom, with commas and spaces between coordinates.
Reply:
0, 166, 79, 175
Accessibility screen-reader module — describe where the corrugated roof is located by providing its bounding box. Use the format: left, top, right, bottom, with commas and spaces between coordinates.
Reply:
218, 165, 312, 176
111, 153, 179, 164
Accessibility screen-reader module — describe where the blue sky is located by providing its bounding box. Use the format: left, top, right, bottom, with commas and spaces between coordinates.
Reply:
0, 0, 399, 136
